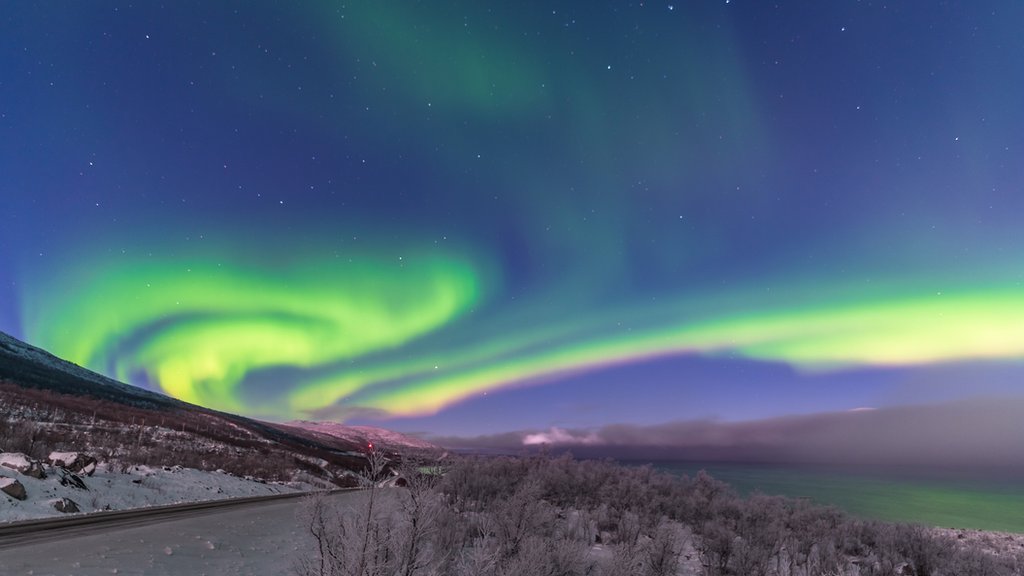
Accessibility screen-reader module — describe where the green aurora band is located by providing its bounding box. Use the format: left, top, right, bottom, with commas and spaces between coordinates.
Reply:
21, 253, 1024, 419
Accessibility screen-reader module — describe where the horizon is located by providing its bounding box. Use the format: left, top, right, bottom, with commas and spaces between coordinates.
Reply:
3, 2, 1024, 467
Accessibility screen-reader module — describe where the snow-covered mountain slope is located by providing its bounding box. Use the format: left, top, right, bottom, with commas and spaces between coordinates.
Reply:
0, 331, 177, 409
285, 421, 439, 452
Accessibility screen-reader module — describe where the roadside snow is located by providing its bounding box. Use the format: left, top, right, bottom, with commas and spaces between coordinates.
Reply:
0, 463, 309, 523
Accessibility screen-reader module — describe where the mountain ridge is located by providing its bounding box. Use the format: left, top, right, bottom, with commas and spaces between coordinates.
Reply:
0, 331, 438, 486
285, 420, 439, 452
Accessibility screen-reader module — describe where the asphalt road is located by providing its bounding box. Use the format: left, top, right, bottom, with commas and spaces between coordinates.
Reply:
0, 490, 362, 575
0, 491, 328, 549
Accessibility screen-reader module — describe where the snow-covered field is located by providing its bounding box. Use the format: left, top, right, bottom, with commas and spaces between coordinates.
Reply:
1, 456, 307, 523
0, 491, 358, 575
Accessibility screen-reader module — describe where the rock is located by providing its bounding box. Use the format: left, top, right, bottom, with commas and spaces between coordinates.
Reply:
47, 451, 77, 467
0, 452, 46, 479
53, 497, 80, 513
0, 477, 27, 500
48, 452, 98, 476
58, 468, 89, 490
24, 462, 46, 479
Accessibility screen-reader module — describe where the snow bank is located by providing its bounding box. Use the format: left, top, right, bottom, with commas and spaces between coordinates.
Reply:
0, 452, 33, 470
47, 451, 80, 465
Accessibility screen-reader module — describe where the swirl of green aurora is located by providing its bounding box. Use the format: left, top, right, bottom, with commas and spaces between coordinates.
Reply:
21, 252, 483, 414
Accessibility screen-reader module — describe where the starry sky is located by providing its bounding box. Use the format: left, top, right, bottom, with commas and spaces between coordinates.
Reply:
3, 2, 1024, 439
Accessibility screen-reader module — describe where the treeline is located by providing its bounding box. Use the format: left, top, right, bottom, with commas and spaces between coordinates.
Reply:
0, 408, 295, 480
298, 452, 1021, 576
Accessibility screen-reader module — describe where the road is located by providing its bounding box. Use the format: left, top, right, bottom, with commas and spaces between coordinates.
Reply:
0, 491, 317, 549
0, 490, 361, 576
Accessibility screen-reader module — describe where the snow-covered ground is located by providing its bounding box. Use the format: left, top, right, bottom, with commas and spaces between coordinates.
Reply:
0, 491, 360, 575
1, 458, 308, 523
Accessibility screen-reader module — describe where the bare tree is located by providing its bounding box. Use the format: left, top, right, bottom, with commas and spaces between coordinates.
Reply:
488, 480, 555, 560
645, 520, 685, 576
297, 448, 399, 576
392, 458, 443, 576
297, 491, 341, 576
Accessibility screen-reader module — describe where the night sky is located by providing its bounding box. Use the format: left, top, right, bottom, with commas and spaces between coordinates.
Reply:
3, 2, 1024, 440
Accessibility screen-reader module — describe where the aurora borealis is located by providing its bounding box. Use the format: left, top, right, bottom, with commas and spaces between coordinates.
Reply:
3, 2, 1024, 437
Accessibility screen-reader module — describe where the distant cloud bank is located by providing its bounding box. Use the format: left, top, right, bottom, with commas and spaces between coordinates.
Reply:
522, 427, 601, 446
432, 398, 1024, 474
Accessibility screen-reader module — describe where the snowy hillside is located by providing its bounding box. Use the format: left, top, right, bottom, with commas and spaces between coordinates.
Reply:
0, 331, 386, 488
0, 330, 175, 409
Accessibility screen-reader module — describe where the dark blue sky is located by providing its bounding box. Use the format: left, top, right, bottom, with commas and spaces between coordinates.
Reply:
2, 2, 1024, 437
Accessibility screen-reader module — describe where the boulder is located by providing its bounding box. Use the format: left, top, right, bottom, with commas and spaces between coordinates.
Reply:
0, 477, 27, 500
48, 452, 98, 476
53, 497, 80, 514
23, 461, 46, 479
58, 469, 89, 490
0, 452, 46, 479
